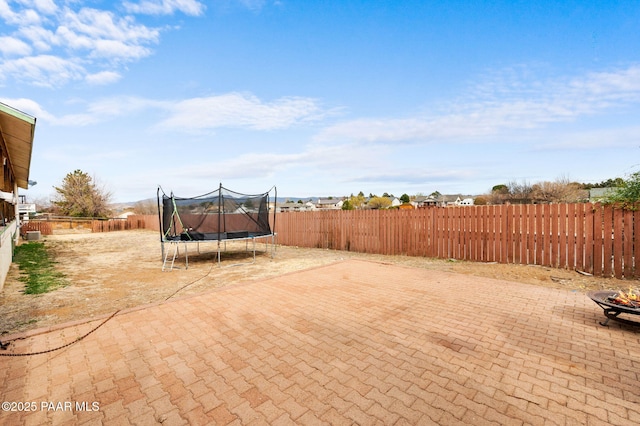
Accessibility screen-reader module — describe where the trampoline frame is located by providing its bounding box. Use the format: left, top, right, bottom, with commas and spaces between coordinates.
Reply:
161, 233, 277, 271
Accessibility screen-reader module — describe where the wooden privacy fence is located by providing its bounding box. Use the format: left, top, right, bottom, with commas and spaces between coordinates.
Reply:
26, 215, 159, 234
29, 217, 94, 233
91, 215, 159, 233
19, 221, 53, 236
274, 204, 640, 279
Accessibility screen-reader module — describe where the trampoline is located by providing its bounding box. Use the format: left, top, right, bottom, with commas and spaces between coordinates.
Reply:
158, 184, 277, 271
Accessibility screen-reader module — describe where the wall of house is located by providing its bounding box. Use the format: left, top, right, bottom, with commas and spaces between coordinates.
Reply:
0, 220, 17, 291
0, 141, 17, 224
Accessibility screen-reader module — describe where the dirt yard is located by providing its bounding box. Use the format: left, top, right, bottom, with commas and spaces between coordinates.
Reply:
0, 229, 632, 336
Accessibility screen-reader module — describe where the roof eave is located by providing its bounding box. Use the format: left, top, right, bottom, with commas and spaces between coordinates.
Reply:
0, 102, 36, 189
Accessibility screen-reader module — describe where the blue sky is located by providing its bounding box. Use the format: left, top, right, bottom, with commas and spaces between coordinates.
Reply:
2, 0, 640, 203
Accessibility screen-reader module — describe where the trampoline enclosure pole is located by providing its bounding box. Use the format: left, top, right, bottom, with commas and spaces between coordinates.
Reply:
157, 186, 164, 260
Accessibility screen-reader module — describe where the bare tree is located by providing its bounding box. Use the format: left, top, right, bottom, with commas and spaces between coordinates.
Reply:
30, 196, 53, 213
507, 180, 534, 204
474, 196, 489, 205
53, 170, 112, 217
133, 199, 158, 215
531, 177, 588, 203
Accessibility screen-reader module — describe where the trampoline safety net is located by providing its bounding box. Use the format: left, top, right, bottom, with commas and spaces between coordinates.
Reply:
158, 184, 276, 242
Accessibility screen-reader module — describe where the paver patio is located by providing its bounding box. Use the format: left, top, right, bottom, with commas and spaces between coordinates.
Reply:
0, 259, 639, 425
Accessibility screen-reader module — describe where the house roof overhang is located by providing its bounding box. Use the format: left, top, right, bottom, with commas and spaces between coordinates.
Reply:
0, 102, 36, 190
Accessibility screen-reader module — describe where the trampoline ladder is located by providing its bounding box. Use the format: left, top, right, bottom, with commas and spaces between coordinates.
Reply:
162, 242, 180, 271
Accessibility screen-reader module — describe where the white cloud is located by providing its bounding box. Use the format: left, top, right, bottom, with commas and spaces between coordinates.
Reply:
4, 95, 166, 126
3, 91, 330, 130
0, 54, 85, 87
60, 8, 160, 44
569, 66, 640, 98
316, 64, 640, 144
84, 96, 165, 117
0, 0, 43, 25
21, 0, 58, 15
349, 169, 472, 185
0, 97, 55, 121
237, 0, 267, 12
531, 126, 640, 151
178, 151, 307, 180
57, 7, 160, 60
0, 1, 180, 87
168, 140, 387, 187
159, 93, 329, 131
0, 35, 32, 56
44, 144, 135, 162
90, 39, 153, 61
17, 25, 56, 52
85, 70, 122, 85
51, 96, 166, 126
123, 0, 206, 16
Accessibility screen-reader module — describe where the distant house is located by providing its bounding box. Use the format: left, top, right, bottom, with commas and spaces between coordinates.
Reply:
0, 102, 36, 290
276, 201, 315, 212
414, 195, 439, 208
434, 194, 474, 207
412, 195, 426, 207
387, 197, 401, 208
414, 194, 475, 207
315, 198, 343, 210
18, 195, 36, 222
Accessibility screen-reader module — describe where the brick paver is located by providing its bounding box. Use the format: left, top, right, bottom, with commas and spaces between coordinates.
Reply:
1, 259, 639, 424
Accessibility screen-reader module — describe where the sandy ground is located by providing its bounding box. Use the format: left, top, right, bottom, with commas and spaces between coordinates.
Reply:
0, 229, 633, 336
